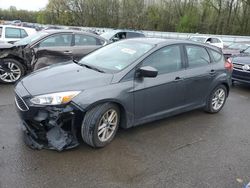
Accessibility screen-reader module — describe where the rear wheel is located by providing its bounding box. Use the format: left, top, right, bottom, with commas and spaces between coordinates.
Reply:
0, 58, 25, 83
204, 85, 227, 113
81, 103, 120, 148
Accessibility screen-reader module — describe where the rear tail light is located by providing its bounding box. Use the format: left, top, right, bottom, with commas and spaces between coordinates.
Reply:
225, 58, 233, 71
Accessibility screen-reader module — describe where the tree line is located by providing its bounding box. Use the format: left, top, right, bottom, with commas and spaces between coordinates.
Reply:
1, 0, 250, 35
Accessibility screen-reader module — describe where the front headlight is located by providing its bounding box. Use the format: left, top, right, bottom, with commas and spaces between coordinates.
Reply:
30, 91, 81, 105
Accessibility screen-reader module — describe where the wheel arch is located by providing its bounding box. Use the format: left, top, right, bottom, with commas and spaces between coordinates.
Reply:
84, 99, 131, 129
4, 55, 27, 71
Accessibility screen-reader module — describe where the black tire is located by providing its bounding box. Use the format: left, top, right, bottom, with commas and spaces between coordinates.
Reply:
204, 85, 227, 114
0, 58, 25, 84
81, 103, 120, 148
232, 80, 235, 86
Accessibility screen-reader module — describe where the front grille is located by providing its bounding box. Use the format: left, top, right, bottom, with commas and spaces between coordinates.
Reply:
15, 93, 29, 111
233, 63, 250, 72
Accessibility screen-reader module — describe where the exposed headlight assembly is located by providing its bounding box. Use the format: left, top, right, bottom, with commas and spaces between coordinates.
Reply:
30, 91, 81, 105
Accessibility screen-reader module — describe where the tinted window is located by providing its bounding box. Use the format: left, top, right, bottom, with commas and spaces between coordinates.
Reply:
209, 49, 223, 63
211, 38, 220, 43
186, 45, 210, 68
127, 32, 144, 38
5, 27, 21, 38
190, 37, 207, 43
75, 34, 102, 46
0, 27, 2, 37
20, 29, 28, 38
143, 45, 182, 74
39, 34, 72, 47
113, 32, 126, 40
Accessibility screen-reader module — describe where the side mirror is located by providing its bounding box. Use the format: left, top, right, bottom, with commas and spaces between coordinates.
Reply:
240, 50, 245, 53
137, 66, 158, 78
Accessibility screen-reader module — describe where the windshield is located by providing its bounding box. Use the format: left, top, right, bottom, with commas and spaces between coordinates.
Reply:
228, 43, 249, 50
78, 40, 154, 72
100, 31, 116, 40
14, 31, 48, 45
190, 37, 207, 43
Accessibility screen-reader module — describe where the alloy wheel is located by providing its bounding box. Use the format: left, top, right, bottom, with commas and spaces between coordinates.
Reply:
211, 88, 226, 111
0, 62, 22, 83
97, 109, 118, 142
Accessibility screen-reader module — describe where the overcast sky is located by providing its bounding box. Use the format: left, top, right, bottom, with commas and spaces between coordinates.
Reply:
0, 0, 49, 11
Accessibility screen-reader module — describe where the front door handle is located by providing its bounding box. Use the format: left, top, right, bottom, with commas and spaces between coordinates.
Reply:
174, 77, 183, 82
64, 51, 72, 54
209, 70, 216, 75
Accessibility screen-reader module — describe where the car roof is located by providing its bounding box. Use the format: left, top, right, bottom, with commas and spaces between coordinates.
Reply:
39, 29, 108, 41
0, 24, 35, 30
126, 38, 221, 51
43, 29, 95, 34
114, 29, 143, 33
190, 35, 221, 39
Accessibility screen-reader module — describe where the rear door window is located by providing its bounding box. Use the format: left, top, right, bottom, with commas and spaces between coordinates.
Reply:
38, 34, 73, 47
186, 45, 210, 68
5, 27, 21, 38
74, 34, 103, 46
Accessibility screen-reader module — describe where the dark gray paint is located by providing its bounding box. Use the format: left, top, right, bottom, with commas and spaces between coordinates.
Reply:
16, 38, 232, 130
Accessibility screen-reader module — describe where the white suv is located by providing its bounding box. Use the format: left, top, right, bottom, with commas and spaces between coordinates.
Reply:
190, 36, 224, 49
0, 25, 37, 43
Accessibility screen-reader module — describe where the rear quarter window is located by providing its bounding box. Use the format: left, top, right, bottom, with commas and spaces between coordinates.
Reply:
211, 38, 221, 43
209, 49, 224, 63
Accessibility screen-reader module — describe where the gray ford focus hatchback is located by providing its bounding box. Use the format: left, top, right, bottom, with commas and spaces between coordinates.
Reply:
15, 38, 233, 151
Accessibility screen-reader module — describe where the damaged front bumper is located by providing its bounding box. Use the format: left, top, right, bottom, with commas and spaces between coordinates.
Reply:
15, 89, 83, 151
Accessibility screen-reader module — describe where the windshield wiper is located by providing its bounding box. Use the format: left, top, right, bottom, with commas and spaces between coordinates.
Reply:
73, 59, 105, 73
80, 63, 105, 73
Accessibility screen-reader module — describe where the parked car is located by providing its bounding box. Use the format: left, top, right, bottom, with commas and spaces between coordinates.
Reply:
100, 29, 145, 42
15, 38, 232, 151
223, 42, 250, 59
190, 36, 224, 49
0, 25, 37, 43
230, 47, 250, 84
0, 30, 108, 83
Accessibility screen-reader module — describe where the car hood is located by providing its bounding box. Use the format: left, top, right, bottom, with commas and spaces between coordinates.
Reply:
232, 54, 250, 64
20, 61, 114, 96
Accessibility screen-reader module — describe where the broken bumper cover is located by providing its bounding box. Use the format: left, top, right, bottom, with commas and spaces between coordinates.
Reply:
21, 116, 79, 151
16, 98, 82, 151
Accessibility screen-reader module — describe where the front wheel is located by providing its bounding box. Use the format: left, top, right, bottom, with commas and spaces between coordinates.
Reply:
81, 103, 120, 148
204, 85, 227, 113
0, 58, 25, 84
